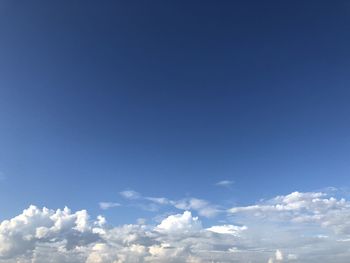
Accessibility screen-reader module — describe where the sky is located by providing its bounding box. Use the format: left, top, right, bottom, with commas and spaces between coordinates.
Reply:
1, 1, 350, 262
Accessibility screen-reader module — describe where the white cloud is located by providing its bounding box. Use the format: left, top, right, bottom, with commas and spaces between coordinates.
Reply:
228, 191, 350, 235
156, 211, 202, 234
206, 224, 247, 236
173, 198, 220, 218
119, 190, 141, 200
120, 189, 219, 218
0, 207, 248, 262
145, 197, 170, 205
98, 202, 120, 210
275, 249, 283, 261
0, 205, 100, 260
215, 180, 234, 187
268, 249, 284, 263
3, 190, 350, 262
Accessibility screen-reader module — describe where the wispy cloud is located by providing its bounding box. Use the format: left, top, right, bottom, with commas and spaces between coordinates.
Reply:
119, 189, 220, 218
215, 180, 234, 188
173, 198, 220, 218
119, 190, 141, 200
145, 197, 170, 205
99, 202, 121, 210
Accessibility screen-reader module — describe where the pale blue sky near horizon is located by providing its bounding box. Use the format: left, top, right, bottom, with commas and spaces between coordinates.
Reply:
1, 0, 350, 225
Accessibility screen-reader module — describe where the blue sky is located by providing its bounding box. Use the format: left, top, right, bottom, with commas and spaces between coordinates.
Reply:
1, 1, 350, 262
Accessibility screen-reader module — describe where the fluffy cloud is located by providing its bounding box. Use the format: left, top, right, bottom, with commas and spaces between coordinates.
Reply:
156, 211, 202, 234
0, 205, 100, 260
173, 198, 220, 218
0, 207, 246, 263
229, 191, 350, 234
2, 190, 350, 262
206, 224, 247, 236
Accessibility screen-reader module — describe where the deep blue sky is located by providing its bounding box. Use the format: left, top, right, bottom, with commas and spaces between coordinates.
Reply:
1, 1, 350, 223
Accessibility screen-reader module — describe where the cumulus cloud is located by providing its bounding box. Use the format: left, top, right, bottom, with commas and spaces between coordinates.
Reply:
229, 191, 350, 235
2, 190, 350, 262
156, 211, 202, 234
0, 208, 243, 262
206, 224, 247, 236
0, 205, 100, 260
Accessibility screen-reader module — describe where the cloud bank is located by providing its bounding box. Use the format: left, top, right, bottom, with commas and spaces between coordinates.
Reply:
1, 190, 350, 262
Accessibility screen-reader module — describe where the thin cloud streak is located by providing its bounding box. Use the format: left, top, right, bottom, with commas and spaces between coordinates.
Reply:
215, 180, 234, 188
99, 202, 121, 210
119, 189, 221, 218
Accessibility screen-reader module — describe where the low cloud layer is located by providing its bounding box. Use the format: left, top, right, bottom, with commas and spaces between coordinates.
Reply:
1, 190, 350, 262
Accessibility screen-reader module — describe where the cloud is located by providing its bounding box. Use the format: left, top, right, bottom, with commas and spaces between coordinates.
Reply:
145, 197, 170, 205
120, 189, 220, 218
228, 191, 350, 234
156, 211, 202, 234
98, 202, 121, 210
0, 207, 245, 262
3, 190, 350, 262
0, 205, 100, 260
119, 190, 141, 200
173, 198, 220, 218
275, 249, 283, 261
268, 249, 284, 263
206, 224, 247, 236
215, 180, 234, 187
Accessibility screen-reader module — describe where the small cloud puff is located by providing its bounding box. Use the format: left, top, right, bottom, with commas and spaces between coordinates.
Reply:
119, 190, 141, 200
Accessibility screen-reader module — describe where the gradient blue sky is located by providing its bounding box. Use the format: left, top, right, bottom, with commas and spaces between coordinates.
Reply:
1, 0, 350, 227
